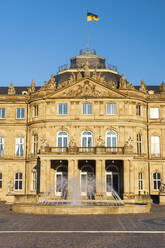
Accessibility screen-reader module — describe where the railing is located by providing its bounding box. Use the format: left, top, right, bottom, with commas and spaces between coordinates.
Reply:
41, 146, 124, 155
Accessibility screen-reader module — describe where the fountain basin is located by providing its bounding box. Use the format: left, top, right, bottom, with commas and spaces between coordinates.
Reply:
12, 203, 151, 215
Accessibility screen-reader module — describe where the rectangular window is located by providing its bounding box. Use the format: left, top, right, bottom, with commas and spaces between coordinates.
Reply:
15, 172, 23, 190
153, 173, 161, 190
151, 136, 160, 157
0, 137, 4, 157
137, 134, 142, 155
150, 107, 159, 119
16, 137, 24, 157
0, 109, 5, 119
138, 172, 143, 191
16, 108, 25, 119
34, 105, 38, 117
0, 173, 2, 188
106, 104, 116, 115
136, 105, 141, 116
58, 104, 68, 115
82, 104, 92, 115
33, 135, 38, 154
32, 171, 37, 191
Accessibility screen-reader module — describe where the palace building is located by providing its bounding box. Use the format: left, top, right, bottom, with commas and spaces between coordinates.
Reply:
0, 49, 165, 204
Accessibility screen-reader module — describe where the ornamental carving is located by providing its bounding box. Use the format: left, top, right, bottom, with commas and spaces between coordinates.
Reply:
8, 83, 15, 95
63, 81, 108, 97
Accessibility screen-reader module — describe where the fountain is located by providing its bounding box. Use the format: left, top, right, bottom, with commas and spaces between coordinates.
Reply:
12, 175, 151, 214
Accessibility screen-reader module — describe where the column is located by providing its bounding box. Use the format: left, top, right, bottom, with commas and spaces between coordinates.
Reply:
96, 159, 105, 199
68, 159, 80, 200
123, 159, 130, 199
129, 159, 135, 194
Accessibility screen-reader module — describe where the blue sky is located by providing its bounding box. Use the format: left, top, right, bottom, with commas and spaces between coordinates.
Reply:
0, 0, 164, 86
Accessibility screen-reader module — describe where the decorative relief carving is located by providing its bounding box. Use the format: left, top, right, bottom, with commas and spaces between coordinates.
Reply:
8, 83, 15, 95
63, 80, 109, 97
96, 136, 104, 147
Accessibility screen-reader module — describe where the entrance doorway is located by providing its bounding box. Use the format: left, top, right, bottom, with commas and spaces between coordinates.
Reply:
106, 165, 119, 195
80, 165, 95, 199
55, 165, 68, 198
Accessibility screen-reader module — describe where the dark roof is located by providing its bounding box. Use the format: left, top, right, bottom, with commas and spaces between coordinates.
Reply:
134, 86, 160, 93
55, 71, 121, 86
0, 87, 41, 95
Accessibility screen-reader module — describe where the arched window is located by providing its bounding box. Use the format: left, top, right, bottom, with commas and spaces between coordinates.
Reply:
153, 172, 161, 190
80, 165, 95, 197
81, 131, 93, 147
32, 171, 37, 191
106, 131, 117, 147
15, 172, 23, 190
57, 131, 68, 147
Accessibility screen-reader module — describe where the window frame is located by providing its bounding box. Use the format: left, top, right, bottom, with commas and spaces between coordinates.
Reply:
151, 136, 160, 157
58, 103, 68, 115
0, 172, 2, 189
34, 105, 38, 117
150, 107, 159, 119
81, 131, 93, 147
137, 134, 142, 155
16, 108, 25, 119
106, 130, 118, 147
136, 105, 141, 116
106, 103, 117, 115
57, 131, 68, 147
15, 136, 24, 157
153, 172, 161, 190
0, 136, 4, 157
33, 134, 38, 155
82, 103, 92, 115
31, 171, 37, 191
15, 172, 23, 190
138, 172, 143, 191
0, 108, 5, 119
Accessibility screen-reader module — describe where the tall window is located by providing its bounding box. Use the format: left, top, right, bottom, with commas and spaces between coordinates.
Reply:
151, 136, 160, 157
106, 130, 117, 147
34, 105, 38, 117
0, 173, 2, 188
82, 104, 92, 115
33, 135, 38, 154
0, 137, 4, 157
81, 131, 93, 147
150, 107, 159, 119
153, 172, 161, 190
32, 171, 37, 191
138, 172, 143, 191
15, 172, 23, 190
106, 103, 116, 115
58, 104, 68, 115
137, 134, 142, 155
0, 108, 5, 119
16, 108, 25, 119
16, 137, 24, 157
57, 131, 68, 147
136, 105, 141, 116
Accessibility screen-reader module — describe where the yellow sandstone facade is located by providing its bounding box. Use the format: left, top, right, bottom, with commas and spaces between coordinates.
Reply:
0, 50, 165, 204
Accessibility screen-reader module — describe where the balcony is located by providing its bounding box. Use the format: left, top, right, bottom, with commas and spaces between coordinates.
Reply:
40, 146, 125, 155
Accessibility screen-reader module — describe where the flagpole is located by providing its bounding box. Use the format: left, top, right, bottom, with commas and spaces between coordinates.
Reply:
86, 9, 89, 52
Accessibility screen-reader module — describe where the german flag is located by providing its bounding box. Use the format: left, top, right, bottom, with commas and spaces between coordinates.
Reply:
87, 12, 100, 22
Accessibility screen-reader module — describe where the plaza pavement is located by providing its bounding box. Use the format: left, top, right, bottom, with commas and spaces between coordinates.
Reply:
0, 204, 165, 248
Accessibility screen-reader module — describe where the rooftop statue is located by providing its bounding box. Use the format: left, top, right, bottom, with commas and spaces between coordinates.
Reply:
160, 82, 165, 92
8, 83, 16, 95
28, 79, 36, 94
119, 74, 127, 89
140, 79, 147, 93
